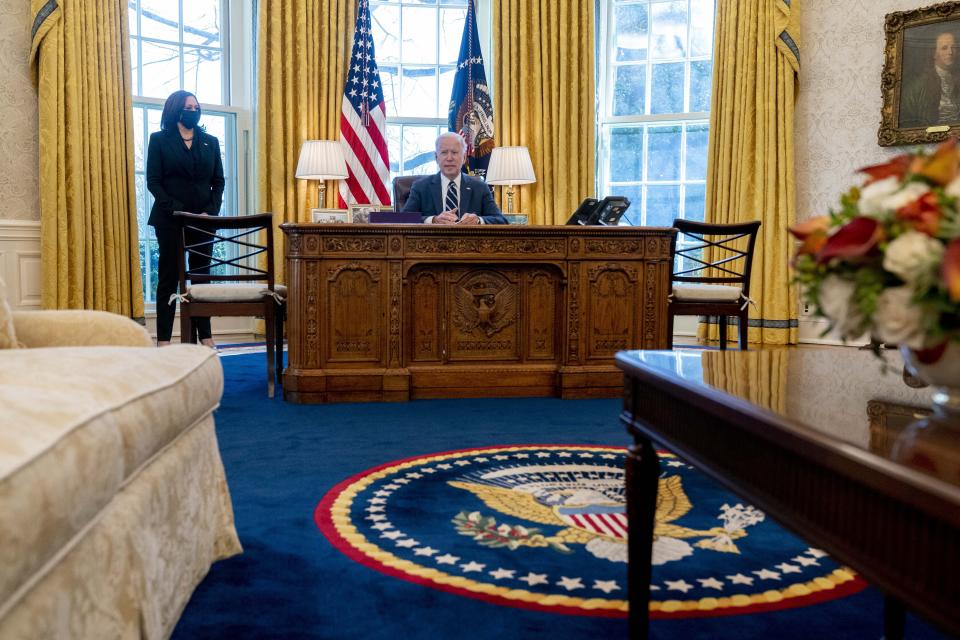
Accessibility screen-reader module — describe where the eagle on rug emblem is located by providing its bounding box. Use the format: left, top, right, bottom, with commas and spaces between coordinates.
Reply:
450, 465, 764, 565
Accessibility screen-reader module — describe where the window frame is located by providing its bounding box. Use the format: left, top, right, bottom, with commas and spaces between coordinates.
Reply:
128, 0, 255, 307
596, 0, 714, 228
370, 0, 493, 178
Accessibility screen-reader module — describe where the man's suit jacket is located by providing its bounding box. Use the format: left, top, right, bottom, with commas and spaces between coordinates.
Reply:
146, 127, 225, 228
400, 173, 508, 224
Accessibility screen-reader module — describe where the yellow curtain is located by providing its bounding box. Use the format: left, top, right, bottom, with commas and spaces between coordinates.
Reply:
258, 0, 355, 286
29, 0, 143, 318
700, 0, 800, 345
492, 1, 595, 225
701, 349, 788, 414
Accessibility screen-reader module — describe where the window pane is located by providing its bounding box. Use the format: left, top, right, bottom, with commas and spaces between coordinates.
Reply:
182, 0, 221, 47
615, 4, 648, 62
684, 184, 706, 222
690, 60, 712, 112
130, 37, 140, 95
380, 65, 399, 116
399, 67, 438, 117
135, 173, 148, 230
140, 0, 179, 42
402, 126, 440, 174
387, 124, 402, 174
690, 0, 715, 57
650, 1, 687, 60
141, 40, 181, 99
647, 125, 681, 181
134, 107, 145, 172
129, 2, 138, 36
439, 8, 466, 65
646, 184, 681, 227
613, 185, 644, 226
201, 114, 227, 168
613, 64, 646, 116
372, 5, 401, 63
650, 62, 683, 114
685, 123, 709, 180
183, 47, 222, 104
438, 66, 456, 117
609, 127, 644, 182
401, 7, 438, 64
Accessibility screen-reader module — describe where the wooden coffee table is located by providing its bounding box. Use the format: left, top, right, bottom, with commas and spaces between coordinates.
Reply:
616, 348, 960, 639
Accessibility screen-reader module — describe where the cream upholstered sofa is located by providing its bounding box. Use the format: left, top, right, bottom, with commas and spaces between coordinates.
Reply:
0, 295, 242, 638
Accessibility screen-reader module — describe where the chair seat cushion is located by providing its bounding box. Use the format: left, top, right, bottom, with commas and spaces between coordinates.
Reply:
187, 283, 287, 303
672, 283, 742, 302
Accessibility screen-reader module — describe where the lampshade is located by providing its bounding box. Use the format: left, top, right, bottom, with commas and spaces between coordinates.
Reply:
295, 140, 348, 180
485, 146, 536, 186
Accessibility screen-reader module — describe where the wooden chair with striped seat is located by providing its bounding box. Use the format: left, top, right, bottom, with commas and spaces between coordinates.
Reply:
174, 212, 286, 397
667, 219, 761, 350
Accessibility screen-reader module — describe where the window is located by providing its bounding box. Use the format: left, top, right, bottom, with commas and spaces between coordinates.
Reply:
369, 0, 486, 180
598, 0, 715, 228
128, 0, 251, 304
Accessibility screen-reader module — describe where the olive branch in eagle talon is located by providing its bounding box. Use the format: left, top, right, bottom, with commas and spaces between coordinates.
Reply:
452, 511, 572, 553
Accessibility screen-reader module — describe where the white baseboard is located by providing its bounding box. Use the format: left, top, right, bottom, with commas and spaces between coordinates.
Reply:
0, 220, 41, 311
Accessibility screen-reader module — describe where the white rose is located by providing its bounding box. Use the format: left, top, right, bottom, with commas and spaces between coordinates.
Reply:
876, 182, 930, 216
883, 231, 944, 284
858, 176, 900, 216
873, 286, 927, 349
946, 175, 960, 198
818, 275, 864, 339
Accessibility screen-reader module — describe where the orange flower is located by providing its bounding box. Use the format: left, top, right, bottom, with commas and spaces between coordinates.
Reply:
788, 216, 830, 257
858, 154, 912, 185
913, 138, 960, 186
944, 238, 960, 302
896, 192, 943, 236
816, 217, 884, 264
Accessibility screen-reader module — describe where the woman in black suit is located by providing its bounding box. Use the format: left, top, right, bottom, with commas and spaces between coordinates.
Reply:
147, 90, 224, 347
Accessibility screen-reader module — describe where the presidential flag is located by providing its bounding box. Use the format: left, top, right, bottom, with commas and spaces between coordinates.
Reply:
338, 0, 391, 208
448, 0, 495, 178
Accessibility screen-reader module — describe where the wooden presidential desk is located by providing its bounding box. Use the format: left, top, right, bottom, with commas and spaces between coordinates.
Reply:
281, 223, 675, 403
617, 349, 960, 640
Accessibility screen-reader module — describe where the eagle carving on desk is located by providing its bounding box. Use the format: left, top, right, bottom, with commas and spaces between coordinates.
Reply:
453, 283, 518, 337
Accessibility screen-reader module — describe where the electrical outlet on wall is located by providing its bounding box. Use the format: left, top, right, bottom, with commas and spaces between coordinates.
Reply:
800, 301, 813, 316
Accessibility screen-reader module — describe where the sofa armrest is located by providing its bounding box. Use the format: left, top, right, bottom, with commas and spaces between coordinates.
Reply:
12, 310, 153, 348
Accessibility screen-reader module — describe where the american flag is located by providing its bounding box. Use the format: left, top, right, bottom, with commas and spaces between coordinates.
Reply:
338, 0, 391, 208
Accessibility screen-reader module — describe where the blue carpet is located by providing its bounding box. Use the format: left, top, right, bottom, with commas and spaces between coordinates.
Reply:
172, 352, 947, 639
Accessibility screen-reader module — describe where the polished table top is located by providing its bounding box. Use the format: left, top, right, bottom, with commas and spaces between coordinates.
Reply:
617, 347, 960, 493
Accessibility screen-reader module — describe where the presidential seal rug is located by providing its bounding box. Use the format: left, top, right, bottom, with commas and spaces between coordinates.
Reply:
315, 444, 865, 619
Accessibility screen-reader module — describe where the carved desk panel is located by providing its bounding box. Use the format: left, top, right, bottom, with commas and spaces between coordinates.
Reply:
281, 224, 675, 403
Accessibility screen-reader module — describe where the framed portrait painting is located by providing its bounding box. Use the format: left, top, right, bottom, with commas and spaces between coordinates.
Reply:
880, 2, 960, 146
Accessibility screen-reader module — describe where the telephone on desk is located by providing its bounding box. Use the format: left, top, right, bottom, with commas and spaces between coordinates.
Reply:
565, 196, 631, 226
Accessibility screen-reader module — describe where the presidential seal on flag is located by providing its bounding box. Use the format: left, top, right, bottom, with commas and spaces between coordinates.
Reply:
448, 0, 495, 178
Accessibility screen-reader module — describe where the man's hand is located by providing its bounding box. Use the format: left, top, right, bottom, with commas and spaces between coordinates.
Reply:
457, 213, 481, 225
433, 209, 459, 224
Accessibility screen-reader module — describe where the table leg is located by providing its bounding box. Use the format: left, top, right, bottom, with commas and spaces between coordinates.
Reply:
626, 436, 660, 640
883, 595, 905, 640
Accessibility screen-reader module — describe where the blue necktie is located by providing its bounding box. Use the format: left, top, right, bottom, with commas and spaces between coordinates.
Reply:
445, 180, 458, 216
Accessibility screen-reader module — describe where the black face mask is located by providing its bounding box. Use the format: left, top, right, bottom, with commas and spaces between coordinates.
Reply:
180, 109, 201, 129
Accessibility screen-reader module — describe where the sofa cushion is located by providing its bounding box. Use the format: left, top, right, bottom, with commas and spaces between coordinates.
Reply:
0, 277, 20, 350
0, 345, 222, 612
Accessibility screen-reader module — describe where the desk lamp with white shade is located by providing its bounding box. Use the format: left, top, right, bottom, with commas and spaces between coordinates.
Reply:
295, 140, 349, 217
485, 146, 536, 216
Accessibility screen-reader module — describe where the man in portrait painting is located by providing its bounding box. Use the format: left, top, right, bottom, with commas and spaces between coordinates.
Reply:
900, 28, 960, 128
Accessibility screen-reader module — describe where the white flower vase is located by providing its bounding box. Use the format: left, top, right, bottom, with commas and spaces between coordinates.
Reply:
900, 343, 960, 419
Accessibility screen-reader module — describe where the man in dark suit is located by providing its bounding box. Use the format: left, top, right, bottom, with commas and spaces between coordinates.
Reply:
401, 132, 508, 224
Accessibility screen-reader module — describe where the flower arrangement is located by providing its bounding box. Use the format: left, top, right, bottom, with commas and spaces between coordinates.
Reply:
790, 139, 960, 357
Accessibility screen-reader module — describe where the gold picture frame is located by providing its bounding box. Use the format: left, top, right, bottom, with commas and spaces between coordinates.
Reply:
311, 208, 350, 224
879, 2, 960, 146
348, 204, 390, 224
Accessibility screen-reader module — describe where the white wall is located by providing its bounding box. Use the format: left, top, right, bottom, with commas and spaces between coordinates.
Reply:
796, 0, 925, 222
